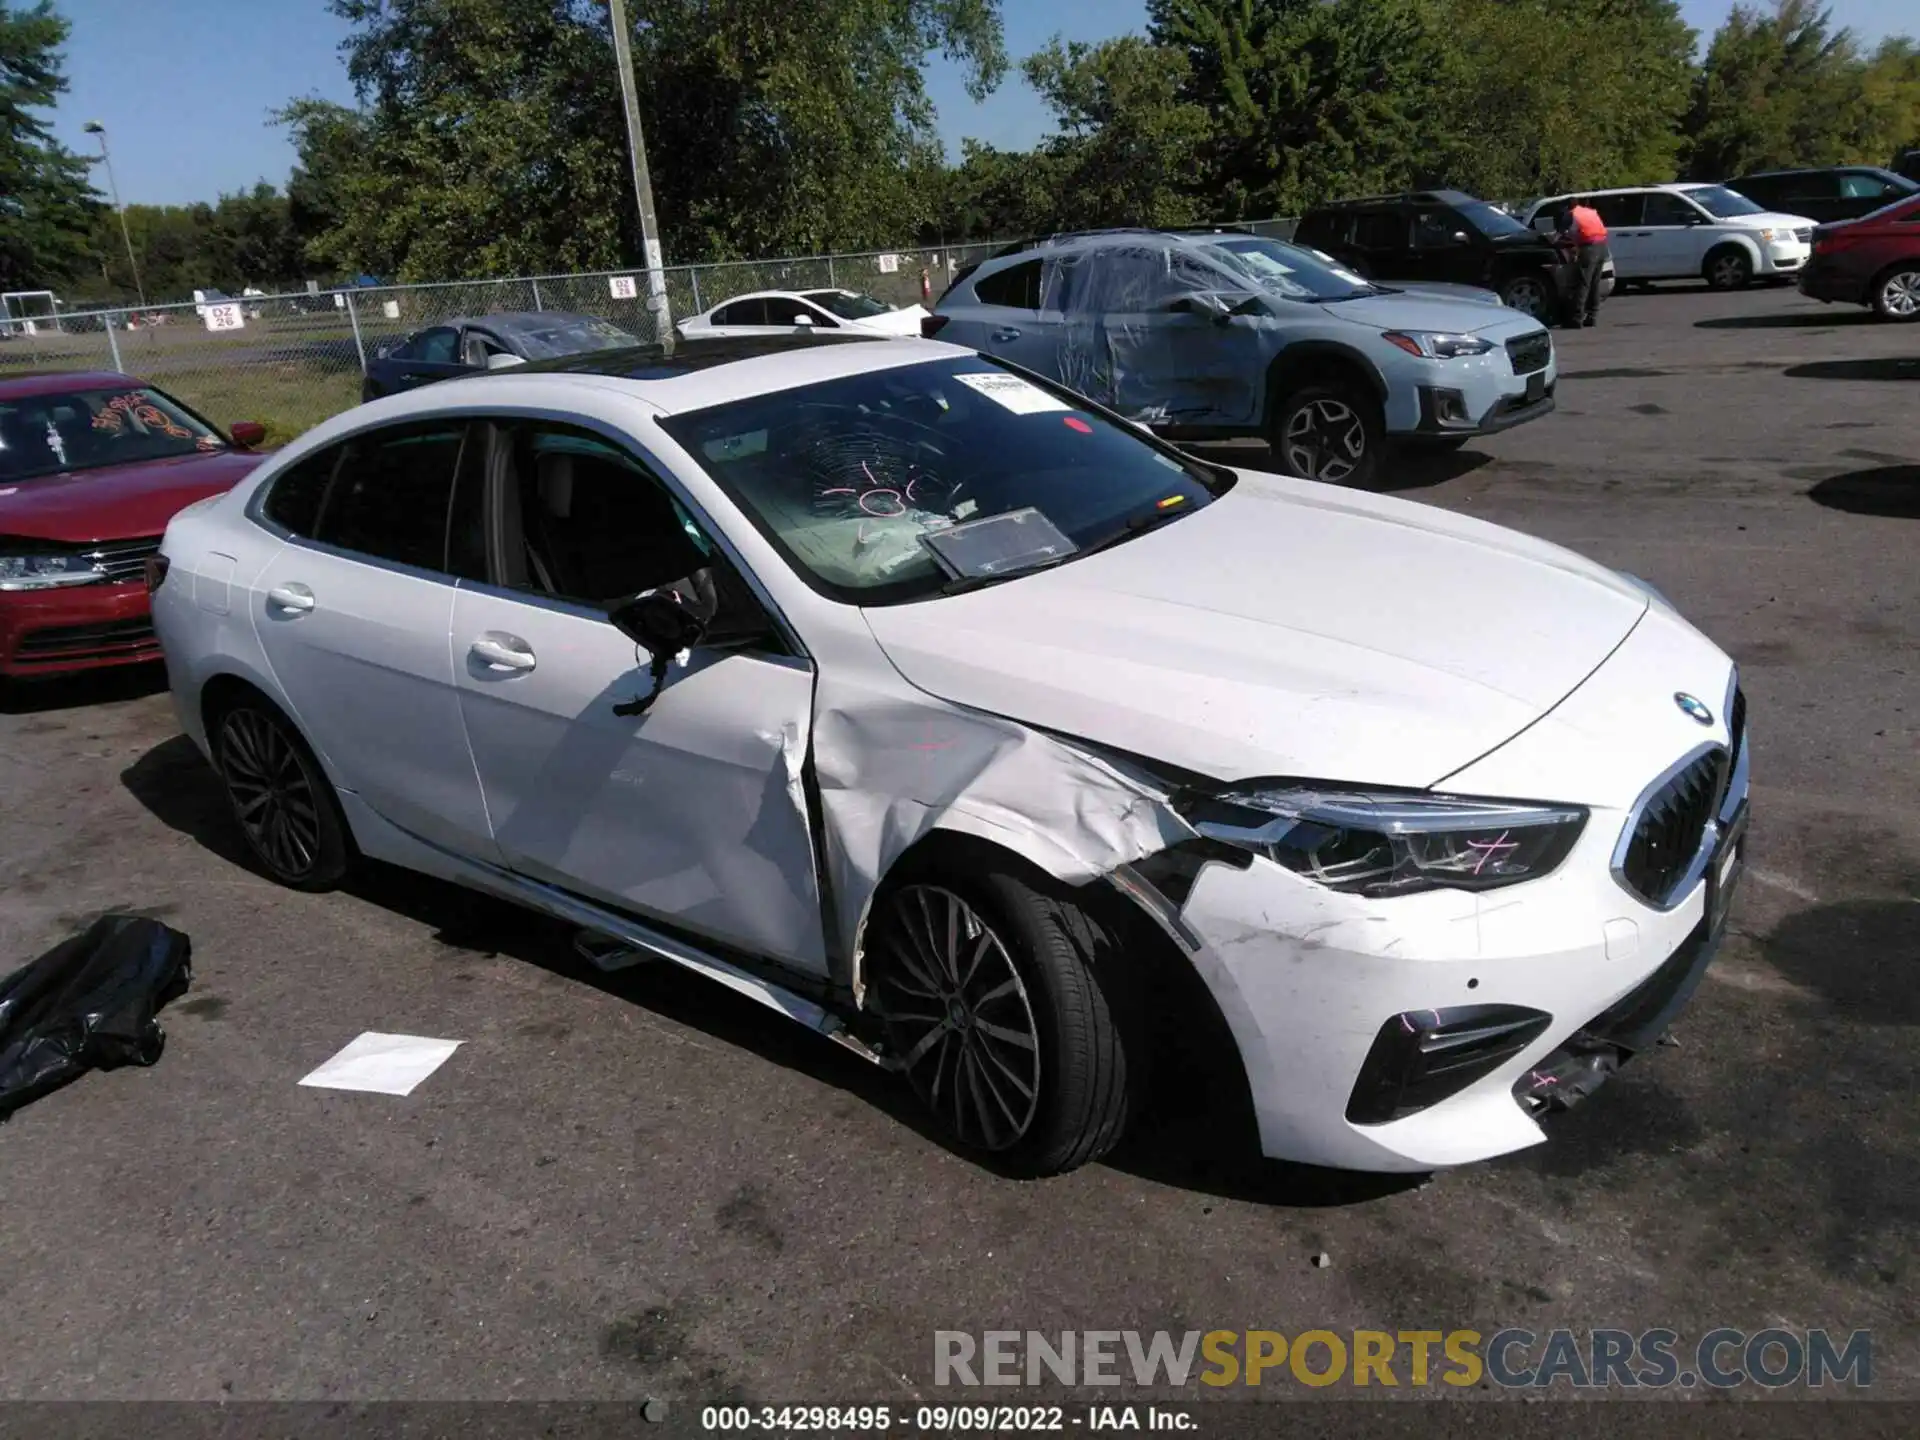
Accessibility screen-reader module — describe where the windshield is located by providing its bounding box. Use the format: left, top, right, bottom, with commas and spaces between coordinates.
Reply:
1456, 200, 1534, 238
802, 290, 894, 320
1683, 185, 1766, 218
1202, 237, 1374, 299
0, 385, 226, 482
513, 316, 638, 358
658, 356, 1227, 605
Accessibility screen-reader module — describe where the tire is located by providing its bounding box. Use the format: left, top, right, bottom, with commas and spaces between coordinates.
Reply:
1498, 271, 1555, 320
866, 867, 1132, 1176
1703, 245, 1754, 291
1267, 382, 1384, 487
1871, 264, 1920, 322
209, 696, 353, 891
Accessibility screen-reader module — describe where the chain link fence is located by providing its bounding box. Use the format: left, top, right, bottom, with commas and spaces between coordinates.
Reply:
0, 222, 1296, 446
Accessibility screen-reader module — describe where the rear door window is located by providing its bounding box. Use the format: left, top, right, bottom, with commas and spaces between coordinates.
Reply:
1589, 193, 1645, 227
260, 445, 343, 538
973, 259, 1043, 309
314, 423, 470, 574
1352, 210, 1408, 251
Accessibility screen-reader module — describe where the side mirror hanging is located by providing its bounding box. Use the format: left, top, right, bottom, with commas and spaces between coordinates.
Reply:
607, 577, 715, 717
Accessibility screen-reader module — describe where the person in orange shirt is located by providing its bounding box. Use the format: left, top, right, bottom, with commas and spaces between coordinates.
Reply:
1554, 200, 1611, 327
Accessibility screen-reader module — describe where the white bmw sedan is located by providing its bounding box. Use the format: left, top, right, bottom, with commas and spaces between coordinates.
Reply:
153, 334, 1748, 1176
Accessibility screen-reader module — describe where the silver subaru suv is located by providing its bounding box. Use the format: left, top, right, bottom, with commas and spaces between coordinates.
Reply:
928, 228, 1558, 487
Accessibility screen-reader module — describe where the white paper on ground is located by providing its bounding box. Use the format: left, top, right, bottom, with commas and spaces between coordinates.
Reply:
299, 1032, 463, 1096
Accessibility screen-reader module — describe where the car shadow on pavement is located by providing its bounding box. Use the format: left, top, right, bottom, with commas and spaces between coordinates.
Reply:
0, 662, 167, 715
1784, 357, 1920, 382
1695, 311, 1875, 330
119, 732, 1427, 1208
1180, 441, 1492, 494
1807, 465, 1920, 518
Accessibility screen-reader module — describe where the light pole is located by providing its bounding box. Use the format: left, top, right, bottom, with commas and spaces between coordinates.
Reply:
603, 0, 670, 334
83, 120, 146, 310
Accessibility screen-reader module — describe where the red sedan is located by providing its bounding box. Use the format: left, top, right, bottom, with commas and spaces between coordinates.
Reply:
1799, 191, 1920, 320
0, 371, 266, 679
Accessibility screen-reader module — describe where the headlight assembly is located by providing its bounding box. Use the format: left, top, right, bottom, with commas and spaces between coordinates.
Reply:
0, 552, 103, 591
1383, 331, 1495, 360
1174, 786, 1587, 897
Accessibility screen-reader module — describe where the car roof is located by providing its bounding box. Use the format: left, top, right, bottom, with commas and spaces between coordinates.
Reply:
461, 332, 960, 414
431, 311, 603, 334
1306, 190, 1480, 210
1735, 165, 1906, 179
0, 370, 140, 399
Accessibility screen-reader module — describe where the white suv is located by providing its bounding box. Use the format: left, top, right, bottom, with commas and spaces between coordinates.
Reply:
1522, 184, 1815, 290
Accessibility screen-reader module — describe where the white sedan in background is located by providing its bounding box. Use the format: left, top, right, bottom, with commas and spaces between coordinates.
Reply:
678, 288, 928, 339
152, 333, 1747, 1176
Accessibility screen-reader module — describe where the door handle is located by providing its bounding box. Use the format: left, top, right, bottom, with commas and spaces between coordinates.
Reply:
990, 327, 1022, 342
470, 633, 537, 672
266, 583, 314, 613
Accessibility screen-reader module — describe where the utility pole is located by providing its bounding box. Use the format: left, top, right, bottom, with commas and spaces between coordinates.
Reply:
83, 121, 146, 309
605, 0, 670, 335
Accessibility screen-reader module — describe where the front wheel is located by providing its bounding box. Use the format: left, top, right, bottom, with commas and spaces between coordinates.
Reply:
1268, 383, 1384, 487
1498, 271, 1555, 320
1704, 246, 1754, 290
866, 869, 1132, 1176
1872, 264, 1920, 321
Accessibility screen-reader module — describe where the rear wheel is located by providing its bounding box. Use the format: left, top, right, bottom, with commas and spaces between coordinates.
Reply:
1704, 246, 1754, 290
866, 867, 1132, 1176
211, 699, 352, 890
1871, 264, 1920, 321
1268, 383, 1383, 487
1498, 271, 1555, 321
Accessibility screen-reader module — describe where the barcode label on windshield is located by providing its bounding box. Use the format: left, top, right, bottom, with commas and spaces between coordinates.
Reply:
955, 372, 1070, 415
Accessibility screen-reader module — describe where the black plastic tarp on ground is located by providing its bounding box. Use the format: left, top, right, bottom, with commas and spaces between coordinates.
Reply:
0, 915, 192, 1122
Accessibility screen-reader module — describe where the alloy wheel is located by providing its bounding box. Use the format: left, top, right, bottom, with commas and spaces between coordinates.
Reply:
1503, 276, 1550, 319
1882, 270, 1920, 318
1708, 253, 1748, 288
218, 709, 323, 879
869, 884, 1042, 1153
1283, 398, 1367, 484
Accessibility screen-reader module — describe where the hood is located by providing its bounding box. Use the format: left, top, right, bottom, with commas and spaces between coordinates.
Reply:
862, 473, 1648, 789
0, 449, 263, 544
1387, 281, 1507, 307
1724, 210, 1815, 230
852, 304, 930, 336
1327, 291, 1541, 336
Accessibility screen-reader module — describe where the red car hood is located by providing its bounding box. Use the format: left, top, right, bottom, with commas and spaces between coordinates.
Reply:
0, 450, 263, 543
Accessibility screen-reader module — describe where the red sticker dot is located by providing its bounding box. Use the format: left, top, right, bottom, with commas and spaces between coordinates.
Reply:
1063, 416, 1093, 434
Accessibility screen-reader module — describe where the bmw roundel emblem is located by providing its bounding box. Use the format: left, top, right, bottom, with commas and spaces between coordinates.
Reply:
1674, 692, 1714, 726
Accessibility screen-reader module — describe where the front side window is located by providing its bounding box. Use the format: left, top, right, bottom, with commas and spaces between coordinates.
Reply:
401, 327, 459, 364
1681, 185, 1765, 218
1640, 192, 1699, 226
0, 384, 228, 483
1839, 172, 1901, 199
803, 290, 894, 320
1414, 210, 1469, 249
657, 355, 1227, 605
764, 295, 834, 327
500, 425, 713, 608
714, 298, 768, 326
314, 423, 468, 572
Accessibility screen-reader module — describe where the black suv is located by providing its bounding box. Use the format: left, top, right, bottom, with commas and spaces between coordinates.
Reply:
1292, 190, 1569, 320
1730, 166, 1918, 225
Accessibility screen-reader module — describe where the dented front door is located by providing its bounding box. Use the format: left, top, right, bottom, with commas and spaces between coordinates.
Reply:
450, 585, 829, 973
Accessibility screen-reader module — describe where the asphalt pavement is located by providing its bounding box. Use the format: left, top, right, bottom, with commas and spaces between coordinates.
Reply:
0, 282, 1915, 1406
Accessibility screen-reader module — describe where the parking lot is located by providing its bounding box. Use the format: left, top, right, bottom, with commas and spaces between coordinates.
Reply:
1, 282, 1915, 1403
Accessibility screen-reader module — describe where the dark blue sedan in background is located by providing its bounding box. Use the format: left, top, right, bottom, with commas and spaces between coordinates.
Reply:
360, 311, 639, 400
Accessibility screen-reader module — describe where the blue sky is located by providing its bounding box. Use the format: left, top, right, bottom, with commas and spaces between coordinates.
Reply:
48, 0, 1917, 206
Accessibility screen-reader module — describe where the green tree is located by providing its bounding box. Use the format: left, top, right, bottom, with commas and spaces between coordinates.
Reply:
1020, 35, 1210, 230
1441, 0, 1696, 200
1683, 0, 1882, 178
278, 98, 372, 270
1146, 0, 1454, 216
0, 0, 99, 294
296, 0, 1006, 279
